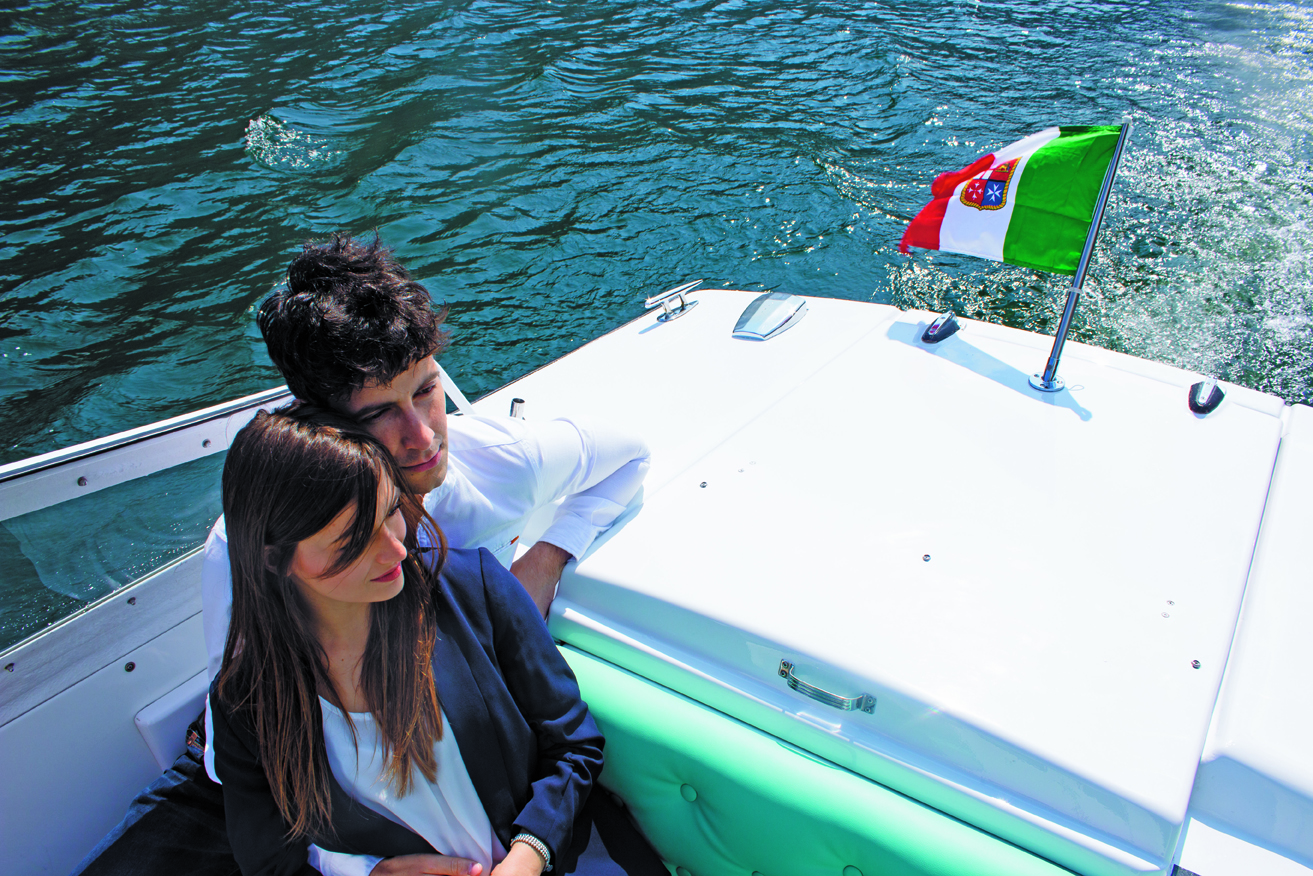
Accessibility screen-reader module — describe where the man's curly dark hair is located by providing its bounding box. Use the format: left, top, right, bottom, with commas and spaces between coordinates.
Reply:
257, 233, 450, 407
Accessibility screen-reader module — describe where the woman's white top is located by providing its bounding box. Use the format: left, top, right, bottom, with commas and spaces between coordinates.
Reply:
309, 698, 507, 876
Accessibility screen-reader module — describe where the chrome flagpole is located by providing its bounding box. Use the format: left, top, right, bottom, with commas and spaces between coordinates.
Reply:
1029, 118, 1133, 392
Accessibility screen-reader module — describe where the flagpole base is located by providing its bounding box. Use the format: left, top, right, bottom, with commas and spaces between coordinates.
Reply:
1029, 373, 1065, 393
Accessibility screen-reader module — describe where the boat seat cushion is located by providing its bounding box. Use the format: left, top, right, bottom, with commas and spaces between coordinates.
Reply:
561, 645, 1067, 876
133, 669, 207, 771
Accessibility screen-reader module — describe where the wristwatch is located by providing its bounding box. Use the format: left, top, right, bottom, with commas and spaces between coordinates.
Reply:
510, 832, 552, 871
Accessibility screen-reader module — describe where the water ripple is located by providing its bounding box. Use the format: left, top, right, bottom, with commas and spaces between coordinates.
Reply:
1, 0, 1311, 466
245, 114, 346, 173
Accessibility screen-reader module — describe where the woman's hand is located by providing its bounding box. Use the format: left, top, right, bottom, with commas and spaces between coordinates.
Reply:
370, 854, 483, 876
488, 842, 546, 876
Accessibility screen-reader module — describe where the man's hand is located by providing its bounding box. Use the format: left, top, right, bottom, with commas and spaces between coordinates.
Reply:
509, 542, 572, 618
370, 854, 482, 876
489, 842, 546, 876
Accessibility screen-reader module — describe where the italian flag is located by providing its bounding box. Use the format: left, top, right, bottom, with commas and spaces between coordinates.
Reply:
899, 125, 1124, 275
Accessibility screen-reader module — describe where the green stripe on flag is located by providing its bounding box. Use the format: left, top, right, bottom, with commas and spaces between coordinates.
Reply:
1002, 125, 1121, 275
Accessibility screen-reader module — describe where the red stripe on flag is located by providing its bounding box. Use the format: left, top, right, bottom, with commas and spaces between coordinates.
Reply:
899, 198, 949, 253
900, 152, 997, 254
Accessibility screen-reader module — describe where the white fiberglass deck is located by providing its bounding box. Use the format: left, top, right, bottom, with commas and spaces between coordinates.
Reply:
473, 290, 1288, 876
1188, 403, 1313, 870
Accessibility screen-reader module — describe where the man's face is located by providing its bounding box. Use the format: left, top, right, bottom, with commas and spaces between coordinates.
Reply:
341, 356, 449, 495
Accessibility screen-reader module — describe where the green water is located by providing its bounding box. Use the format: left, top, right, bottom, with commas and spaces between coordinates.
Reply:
2, 0, 1311, 647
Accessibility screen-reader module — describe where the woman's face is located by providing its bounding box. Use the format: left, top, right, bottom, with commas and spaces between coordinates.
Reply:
290, 479, 408, 608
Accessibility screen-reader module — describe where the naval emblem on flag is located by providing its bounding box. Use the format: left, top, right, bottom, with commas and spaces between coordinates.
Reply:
960, 159, 1018, 211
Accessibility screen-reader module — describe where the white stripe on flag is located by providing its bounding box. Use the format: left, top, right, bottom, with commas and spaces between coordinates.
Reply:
994, 126, 1061, 163
938, 127, 1061, 263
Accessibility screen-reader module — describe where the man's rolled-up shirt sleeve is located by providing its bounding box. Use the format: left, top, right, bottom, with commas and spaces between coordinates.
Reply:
529, 417, 650, 560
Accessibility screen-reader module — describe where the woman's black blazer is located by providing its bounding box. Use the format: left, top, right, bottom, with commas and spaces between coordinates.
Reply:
210, 547, 605, 876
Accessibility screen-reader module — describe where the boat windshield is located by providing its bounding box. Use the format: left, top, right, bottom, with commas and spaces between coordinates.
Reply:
0, 388, 288, 654
0, 455, 224, 652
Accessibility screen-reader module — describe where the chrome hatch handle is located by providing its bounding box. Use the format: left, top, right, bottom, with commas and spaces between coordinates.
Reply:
778, 660, 876, 714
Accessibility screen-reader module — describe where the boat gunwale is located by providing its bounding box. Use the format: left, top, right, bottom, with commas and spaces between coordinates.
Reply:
0, 387, 293, 484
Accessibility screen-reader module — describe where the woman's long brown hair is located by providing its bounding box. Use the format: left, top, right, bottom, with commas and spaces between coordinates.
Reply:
216, 406, 447, 841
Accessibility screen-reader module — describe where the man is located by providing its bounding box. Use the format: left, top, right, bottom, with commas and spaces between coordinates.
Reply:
75, 233, 650, 876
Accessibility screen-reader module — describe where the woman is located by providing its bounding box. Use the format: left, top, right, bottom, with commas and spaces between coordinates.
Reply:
211, 407, 663, 876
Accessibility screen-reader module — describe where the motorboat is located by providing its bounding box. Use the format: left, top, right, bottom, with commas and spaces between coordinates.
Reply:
2, 286, 1310, 876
